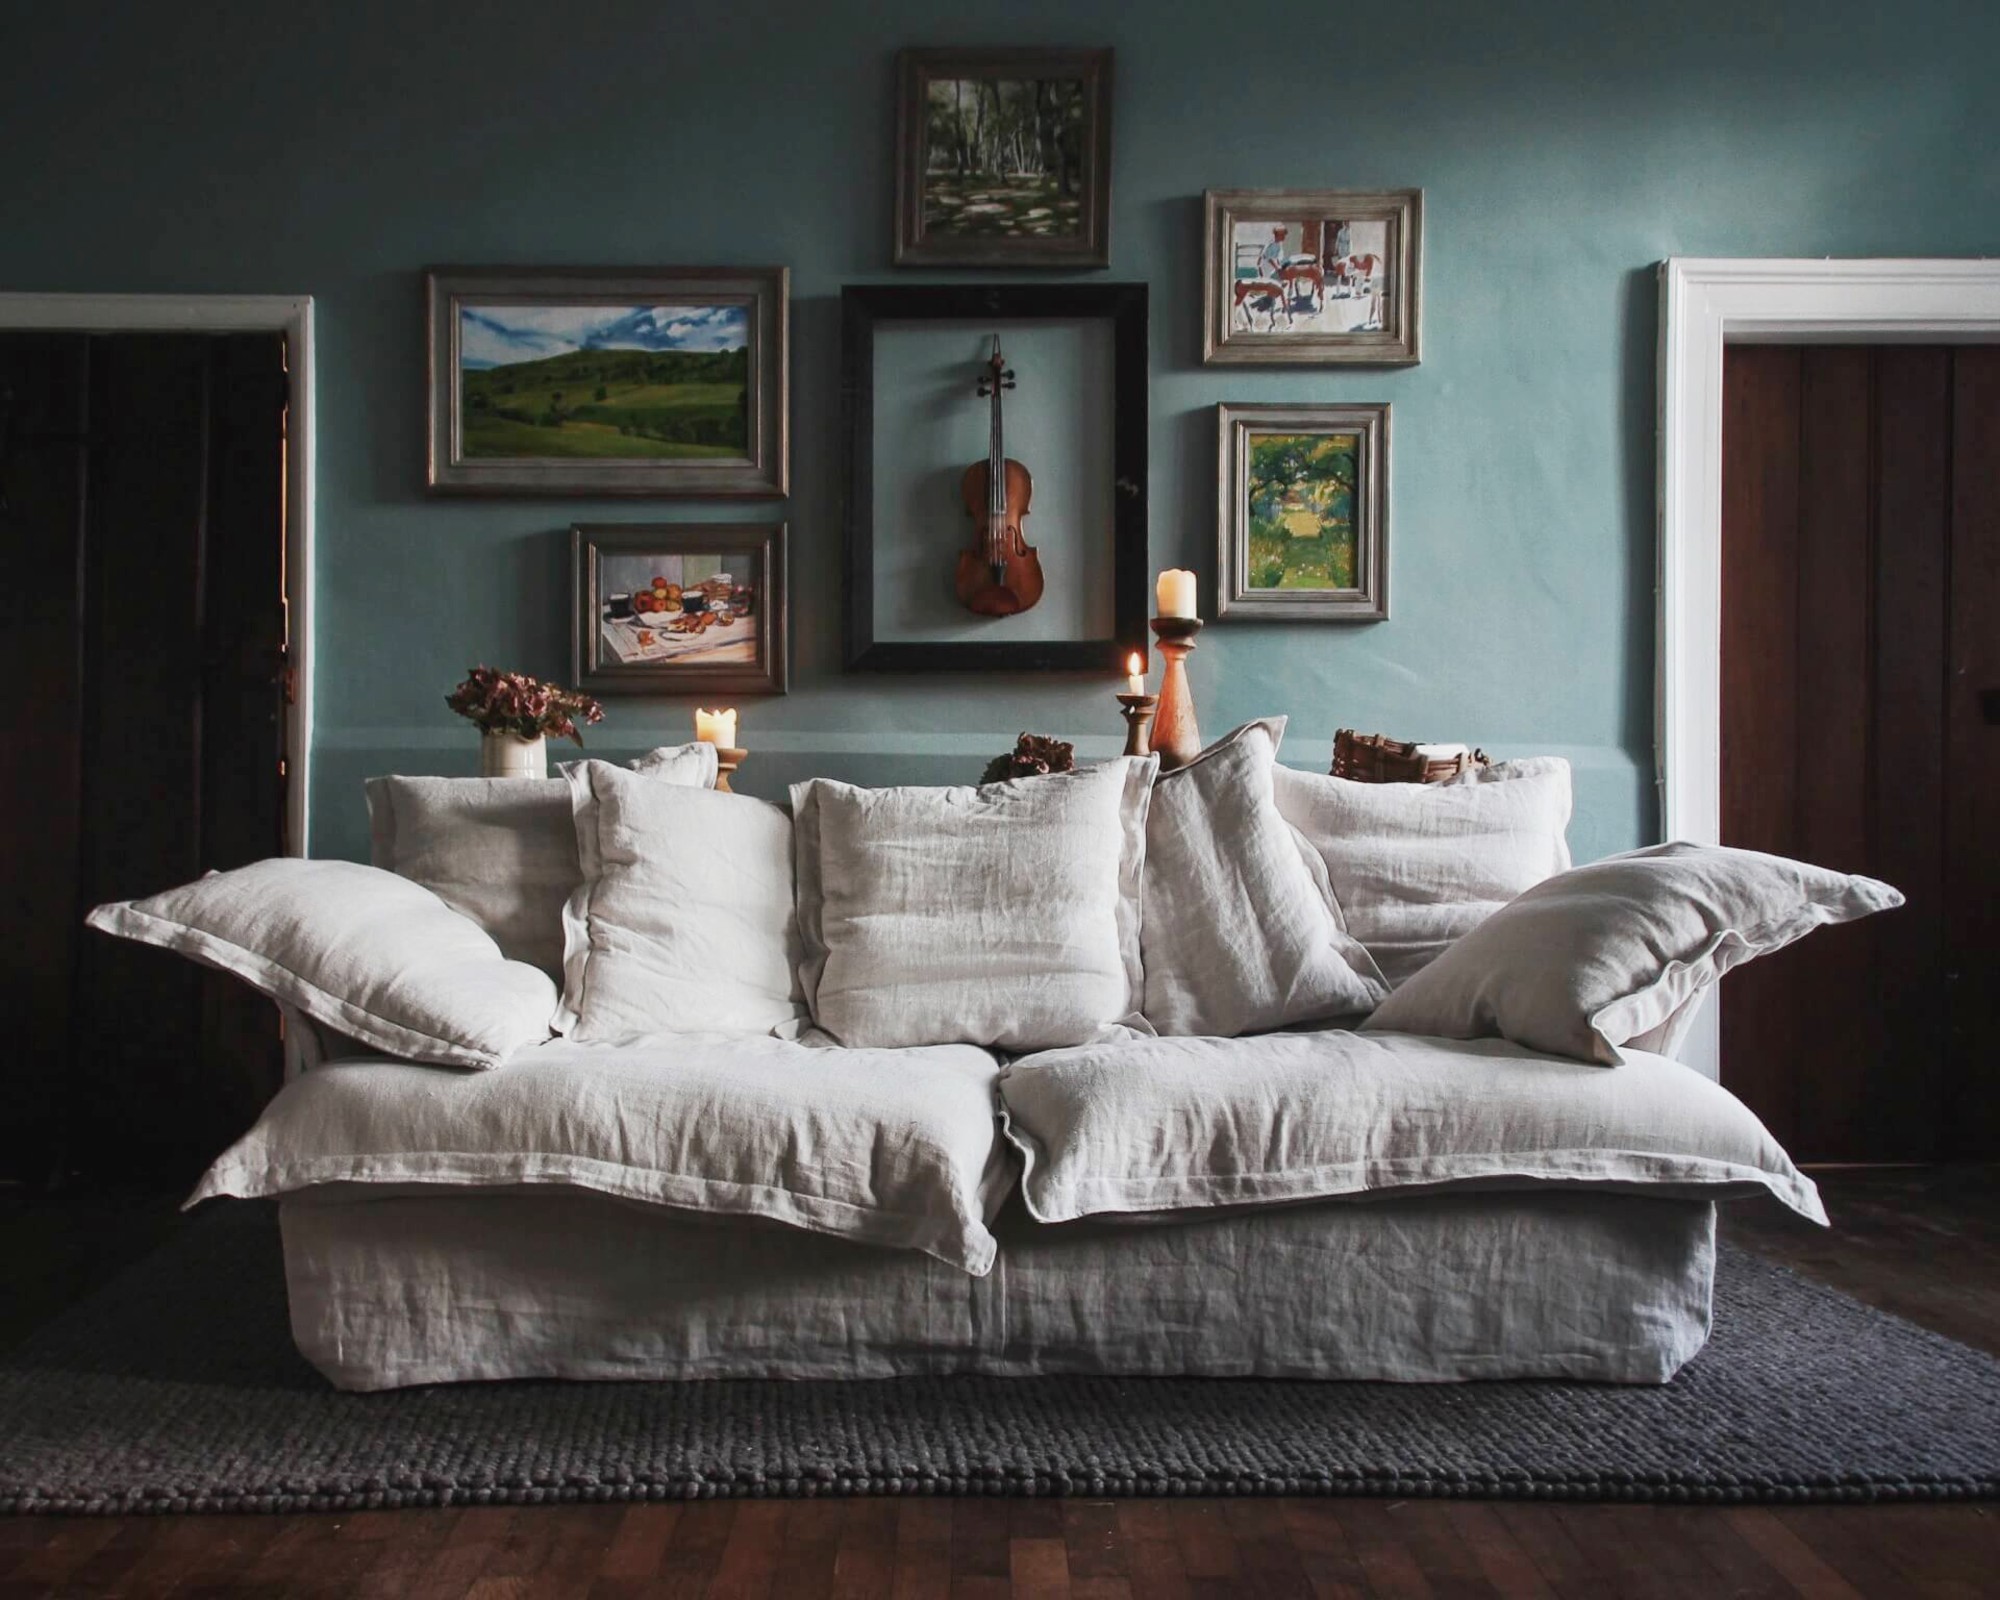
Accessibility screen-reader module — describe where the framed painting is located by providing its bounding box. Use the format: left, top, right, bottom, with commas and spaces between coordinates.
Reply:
1216, 403, 1389, 621
1203, 189, 1423, 365
840, 282, 1150, 673
427, 267, 788, 496
571, 522, 788, 696
894, 48, 1113, 269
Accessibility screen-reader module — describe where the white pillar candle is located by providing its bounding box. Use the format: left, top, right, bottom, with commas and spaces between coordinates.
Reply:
1155, 569, 1198, 619
1125, 652, 1146, 696
694, 707, 738, 747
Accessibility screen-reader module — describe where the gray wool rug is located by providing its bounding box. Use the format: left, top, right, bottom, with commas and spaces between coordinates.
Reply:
2, 1203, 1996, 1515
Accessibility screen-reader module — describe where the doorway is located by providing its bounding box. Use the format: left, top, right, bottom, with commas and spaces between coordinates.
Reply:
0, 331, 292, 1183
1719, 344, 1998, 1161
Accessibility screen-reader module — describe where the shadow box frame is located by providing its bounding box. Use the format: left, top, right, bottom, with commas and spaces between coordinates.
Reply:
1216, 402, 1390, 623
426, 265, 790, 497
571, 521, 789, 697
840, 282, 1150, 673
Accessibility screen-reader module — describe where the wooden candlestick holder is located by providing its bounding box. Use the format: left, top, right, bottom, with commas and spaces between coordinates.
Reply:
1116, 693, 1159, 758
1147, 616, 1204, 769
713, 747, 747, 793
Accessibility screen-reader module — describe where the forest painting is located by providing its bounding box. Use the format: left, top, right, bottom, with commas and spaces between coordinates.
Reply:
922, 77, 1085, 240
1245, 431, 1360, 591
458, 303, 749, 462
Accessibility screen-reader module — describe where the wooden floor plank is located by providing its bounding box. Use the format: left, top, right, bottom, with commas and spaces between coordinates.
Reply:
1725, 1509, 1867, 1599
1440, 1502, 1554, 1599
1008, 1535, 1070, 1598
1114, 1502, 1192, 1600
1328, 1502, 1438, 1600
1169, 1500, 1239, 1580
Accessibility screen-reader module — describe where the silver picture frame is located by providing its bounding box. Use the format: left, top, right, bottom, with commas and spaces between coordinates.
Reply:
425, 265, 789, 497
1203, 189, 1422, 366
1216, 401, 1389, 622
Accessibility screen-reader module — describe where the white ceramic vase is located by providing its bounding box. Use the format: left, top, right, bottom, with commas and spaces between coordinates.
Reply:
480, 731, 547, 779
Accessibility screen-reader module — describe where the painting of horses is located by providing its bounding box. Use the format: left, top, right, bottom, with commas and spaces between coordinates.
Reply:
896, 49, 1113, 266
1217, 402, 1389, 621
1203, 190, 1423, 365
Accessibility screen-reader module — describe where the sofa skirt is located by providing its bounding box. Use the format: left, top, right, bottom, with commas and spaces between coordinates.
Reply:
278, 1184, 1716, 1391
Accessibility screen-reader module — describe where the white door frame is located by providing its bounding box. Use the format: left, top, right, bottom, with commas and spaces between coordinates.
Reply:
0, 293, 315, 854
1656, 257, 2000, 1078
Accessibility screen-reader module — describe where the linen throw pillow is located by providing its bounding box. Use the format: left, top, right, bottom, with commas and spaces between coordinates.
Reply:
792, 757, 1156, 1051
1364, 841, 1903, 1064
556, 760, 803, 1041
1272, 757, 1573, 987
85, 859, 558, 1070
1141, 719, 1386, 1037
367, 741, 716, 978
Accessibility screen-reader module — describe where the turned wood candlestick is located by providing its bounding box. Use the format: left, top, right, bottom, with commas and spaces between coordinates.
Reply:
713, 747, 747, 794
1147, 616, 1204, 769
1116, 693, 1159, 759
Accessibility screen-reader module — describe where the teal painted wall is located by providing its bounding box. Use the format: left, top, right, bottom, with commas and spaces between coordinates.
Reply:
5, 0, 1994, 862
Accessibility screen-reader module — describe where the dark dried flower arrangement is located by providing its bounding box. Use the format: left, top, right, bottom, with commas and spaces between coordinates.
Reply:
980, 732, 1076, 785
447, 665, 605, 745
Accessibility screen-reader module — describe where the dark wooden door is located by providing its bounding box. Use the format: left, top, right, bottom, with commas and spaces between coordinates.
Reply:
0, 331, 289, 1185
1720, 344, 2000, 1162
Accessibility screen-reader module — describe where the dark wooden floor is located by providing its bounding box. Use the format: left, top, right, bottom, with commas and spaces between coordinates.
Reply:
3, 1167, 1996, 1598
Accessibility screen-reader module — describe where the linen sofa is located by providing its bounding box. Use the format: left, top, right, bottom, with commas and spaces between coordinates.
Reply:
90, 725, 1891, 1392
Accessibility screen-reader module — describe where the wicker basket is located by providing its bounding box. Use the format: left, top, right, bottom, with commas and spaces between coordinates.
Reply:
1331, 729, 1491, 785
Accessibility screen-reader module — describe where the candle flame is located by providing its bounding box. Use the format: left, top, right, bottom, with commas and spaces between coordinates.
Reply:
1126, 652, 1143, 675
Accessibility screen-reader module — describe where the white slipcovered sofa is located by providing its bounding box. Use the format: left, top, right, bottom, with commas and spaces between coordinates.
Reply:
89, 723, 1893, 1392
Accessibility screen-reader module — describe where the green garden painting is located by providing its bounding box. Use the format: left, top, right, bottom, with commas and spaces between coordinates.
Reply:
923, 77, 1085, 239
1245, 431, 1360, 590
458, 303, 749, 461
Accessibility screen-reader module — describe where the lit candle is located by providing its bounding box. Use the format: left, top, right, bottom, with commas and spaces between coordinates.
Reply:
1155, 569, 1198, 619
694, 707, 738, 747
1125, 652, 1145, 696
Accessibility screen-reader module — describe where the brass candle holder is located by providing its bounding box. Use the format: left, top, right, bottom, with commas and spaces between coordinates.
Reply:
1116, 693, 1159, 758
713, 747, 748, 794
1147, 615, 1204, 769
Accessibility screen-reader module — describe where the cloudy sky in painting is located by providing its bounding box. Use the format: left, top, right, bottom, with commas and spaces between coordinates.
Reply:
459, 303, 748, 368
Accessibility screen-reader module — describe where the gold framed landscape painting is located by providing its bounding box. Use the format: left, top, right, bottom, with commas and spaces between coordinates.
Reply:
1203, 189, 1422, 365
1216, 402, 1389, 621
894, 47, 1113, 268
426, 267, 788, 496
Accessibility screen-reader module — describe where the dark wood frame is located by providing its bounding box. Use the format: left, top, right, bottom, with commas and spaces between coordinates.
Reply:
571, 522, 789, 696
426, 266, 789, 497
1216, 402, 1390, 622
894, 48, 1114, 269
1202, 189, 1423, 366
841, 283, 1149, 673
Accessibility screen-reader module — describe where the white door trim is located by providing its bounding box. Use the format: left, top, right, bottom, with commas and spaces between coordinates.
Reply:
1655, 256, 2000, 1077
0, 293, 315, 854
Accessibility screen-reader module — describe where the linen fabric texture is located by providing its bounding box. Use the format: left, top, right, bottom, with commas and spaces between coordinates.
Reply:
1141, 719, 1386, 1036
281, 1183, 1716, 1388
556, 760, 803, 1041
1272, 757, 1573, 987
791, 758, 1156, 1051
193, 1036, 1012, 1274
1364, 841, 1904, 1063
998, 1028, 1825, 1225
366, 741, 716, 978
85, 859, 558, 1071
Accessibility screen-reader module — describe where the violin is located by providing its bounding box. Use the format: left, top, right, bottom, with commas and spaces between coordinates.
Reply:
956, 336, 1044, 618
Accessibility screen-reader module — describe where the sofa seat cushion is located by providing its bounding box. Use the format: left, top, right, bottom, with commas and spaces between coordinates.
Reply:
191, 1036, 1012, 1275
999, 1030, 1824, 1226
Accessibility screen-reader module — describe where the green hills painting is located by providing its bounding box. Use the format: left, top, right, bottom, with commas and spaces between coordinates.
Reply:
458, 303, 750, 461
1246, 431, 1360, 590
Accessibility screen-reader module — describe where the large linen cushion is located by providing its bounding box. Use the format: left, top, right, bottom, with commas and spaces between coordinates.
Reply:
191, 1036, 1012, 1274
1272, 757, 1572, 986
556, 760, 803, 1040
792, 758, 1155, 1051
1364, 842, 1903, 1064
999, 1029, 1825, 1224
86, 860, 557, 1070
366, 741, 716, 977
1142, 719, 1385, 1036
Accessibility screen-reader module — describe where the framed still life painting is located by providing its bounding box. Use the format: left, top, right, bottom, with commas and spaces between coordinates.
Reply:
894, 47, 1113, 269
1216, 403, 1389, 621
427, 267, 788, 496
1203, 189, 1422, 365
571, 523, 789, 696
